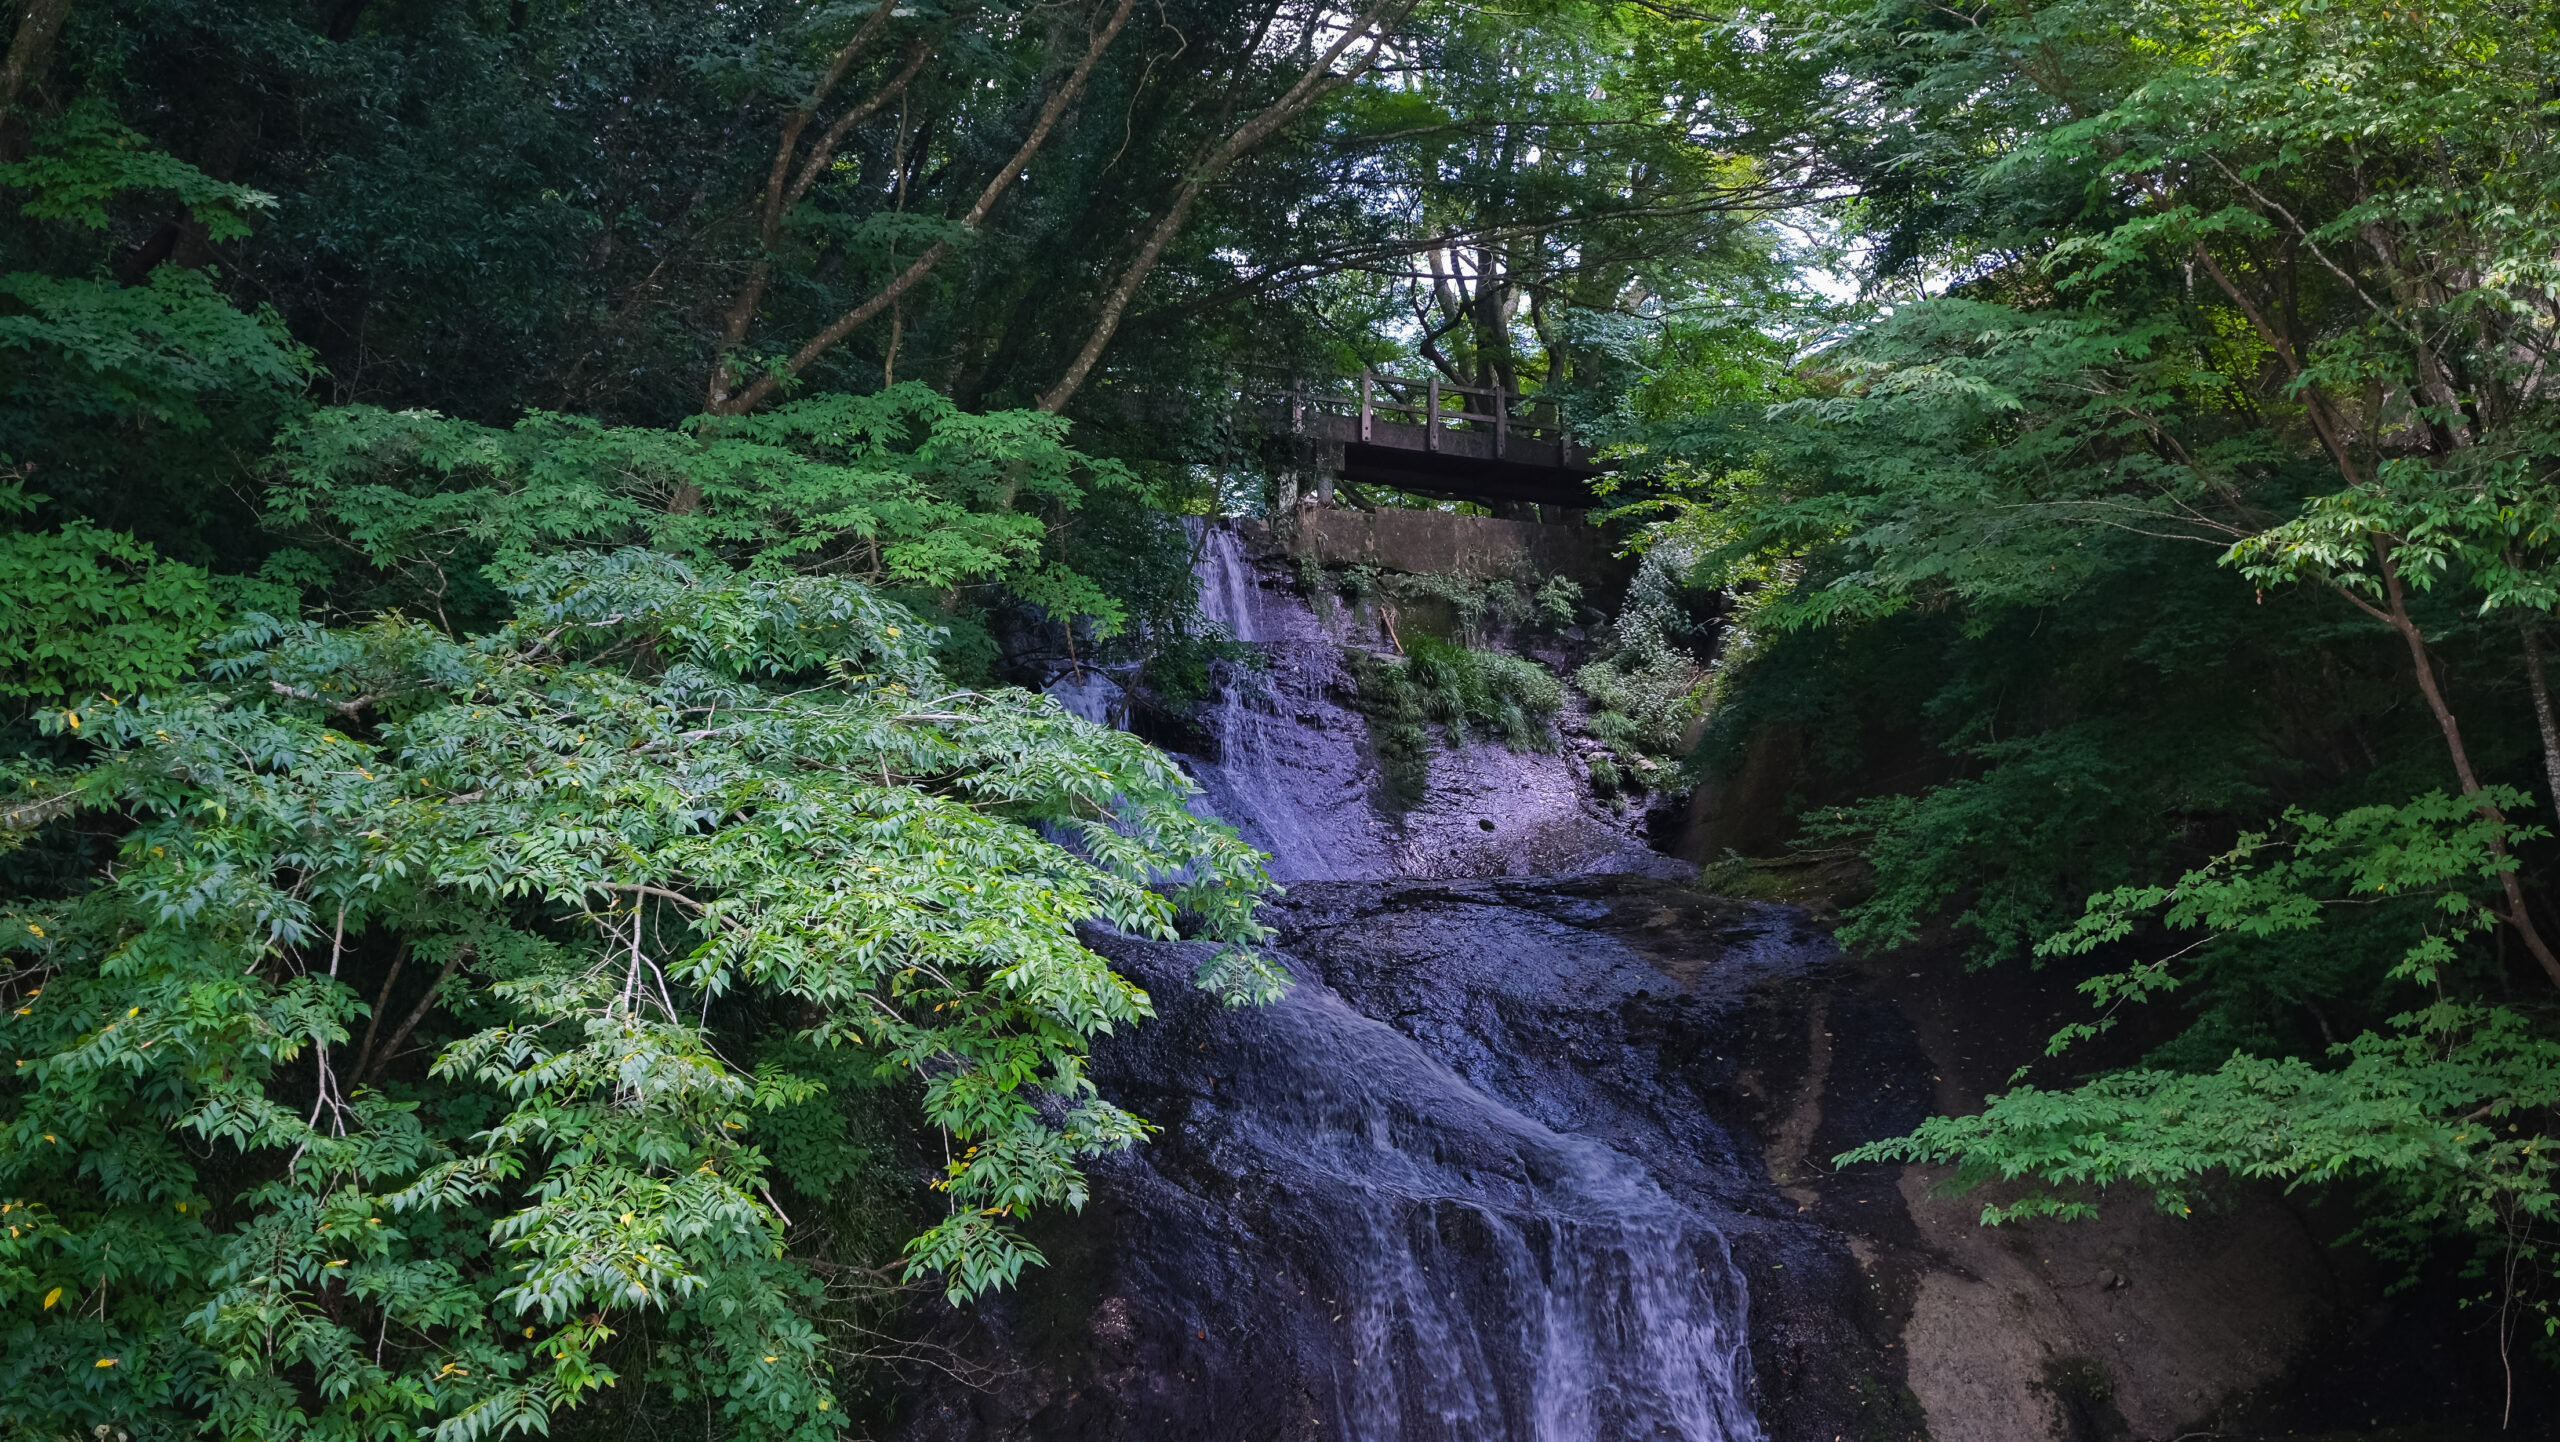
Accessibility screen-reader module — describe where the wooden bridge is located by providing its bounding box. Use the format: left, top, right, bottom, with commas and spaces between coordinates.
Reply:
1242, 370, 1607, 510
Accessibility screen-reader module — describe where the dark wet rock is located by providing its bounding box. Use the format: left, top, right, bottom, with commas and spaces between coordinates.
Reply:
889, 527, 1917, 1442
891, 876, 1918, 1442
896, 523, 2524, 1442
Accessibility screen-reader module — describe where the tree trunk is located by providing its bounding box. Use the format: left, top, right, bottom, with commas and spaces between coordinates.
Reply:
2372, 547, 2560, 989
705, 0, 924, 410
0, 0, 71, 137
2522, 625, 2560, 825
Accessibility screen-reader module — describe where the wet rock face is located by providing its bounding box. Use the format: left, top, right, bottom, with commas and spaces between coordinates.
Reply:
1182, 526, 1663, 883
896, 522, 2381, 1442
1179, 556, 1399, 878
889, 526, 1917, 1442
891, 877, 1919, 1442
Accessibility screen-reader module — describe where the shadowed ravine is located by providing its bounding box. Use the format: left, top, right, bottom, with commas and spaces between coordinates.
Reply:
891, 526, 1912, 1442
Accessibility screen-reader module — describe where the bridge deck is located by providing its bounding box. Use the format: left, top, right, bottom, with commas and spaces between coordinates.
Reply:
1246, 371, 1605, 509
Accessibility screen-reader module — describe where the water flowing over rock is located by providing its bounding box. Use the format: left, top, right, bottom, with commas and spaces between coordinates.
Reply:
892, 523, 1907, 1442
1179, 524, 1395, 880
893, 877, 1898, 1442
888, 522, 2382, 1442
1111, 906, 1763, 1441
1182, 523, 1669, 882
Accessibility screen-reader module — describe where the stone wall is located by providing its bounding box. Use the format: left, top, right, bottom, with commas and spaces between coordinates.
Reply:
1244, 505, 1632, 591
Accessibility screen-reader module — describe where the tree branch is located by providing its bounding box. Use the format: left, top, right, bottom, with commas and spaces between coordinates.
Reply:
785, 42, 935, 221
357, 943, 471, 1086
348, 938, 409, 1084
710, 0, 923, 397
2189, 240, 2366, 487
269, 680, 380, 717
2199, 152, 2475, 448
2371, 541, 2560, 988
1035, 0, 1417, 413
711, 0, 1140, 416
2, 787, 80, 831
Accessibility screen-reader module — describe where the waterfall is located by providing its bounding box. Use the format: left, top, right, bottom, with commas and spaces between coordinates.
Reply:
1200, 958, 1766, 1441
1173, 522, 1765, 1441
899, 522, 1788, 1442
1194, 521, 1272, 646
1184, 523, 1397, 880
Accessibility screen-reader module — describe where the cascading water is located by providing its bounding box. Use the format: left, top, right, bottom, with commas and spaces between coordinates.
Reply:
1181, 523, 1398, 880
1180, 945, 1764, 1440
896, 523, 1872, 1442
1193, 522, 1271, 646
1176, 525, 1765, 1438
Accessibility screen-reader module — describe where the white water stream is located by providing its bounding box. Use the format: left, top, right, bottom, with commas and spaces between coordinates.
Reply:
1173, 521, 1766, 1441
1210, 961, 1767, 1441
1183, 523, 1397, 880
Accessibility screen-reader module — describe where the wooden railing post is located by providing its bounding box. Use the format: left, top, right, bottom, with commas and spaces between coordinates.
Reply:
1223, 365, 1592, 509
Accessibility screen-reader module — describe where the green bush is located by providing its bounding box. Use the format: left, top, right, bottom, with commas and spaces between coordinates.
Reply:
1335, 567, 1586, 645
1404, 636, 1562, 749
1574, 649, 1701, 758
1346, 639, 1562, 808
0, 551, 1280, 1440
1571, 546, 1708, 781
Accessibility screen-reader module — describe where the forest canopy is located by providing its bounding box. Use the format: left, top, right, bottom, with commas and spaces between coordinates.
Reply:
14, 0, 2560, 1434
0, 1, 1791, 1434
1639, 0, 2560, 1385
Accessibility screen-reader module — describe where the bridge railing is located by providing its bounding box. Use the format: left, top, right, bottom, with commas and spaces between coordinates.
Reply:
1240, 366, 1580, 463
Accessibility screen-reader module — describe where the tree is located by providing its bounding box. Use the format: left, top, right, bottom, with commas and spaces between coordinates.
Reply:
703, 0, 1144, 417
1032, 0, 1416, 414
0, 549, 1276, 1439
263, 384, 1141, 645
0, 29, 1301, 1435
1651, 0, 2560, 1394
1336, 2, 1806, 403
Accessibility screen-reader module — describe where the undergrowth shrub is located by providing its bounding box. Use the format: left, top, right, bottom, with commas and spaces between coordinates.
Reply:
1390, 571, 1582, 643
1573, 546, 1708, 782
1345, 638, 1561, 808
1575, 648, 1701, 756
1405, 636, 1562, 748
1302, 560, 1585, 645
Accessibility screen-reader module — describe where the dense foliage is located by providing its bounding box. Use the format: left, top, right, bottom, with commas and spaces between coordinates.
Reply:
33, 0, 2560, 1427
4, 550, 1276, 1438
0, 0, 1783, 1433
1611, 0, 2560, 1387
